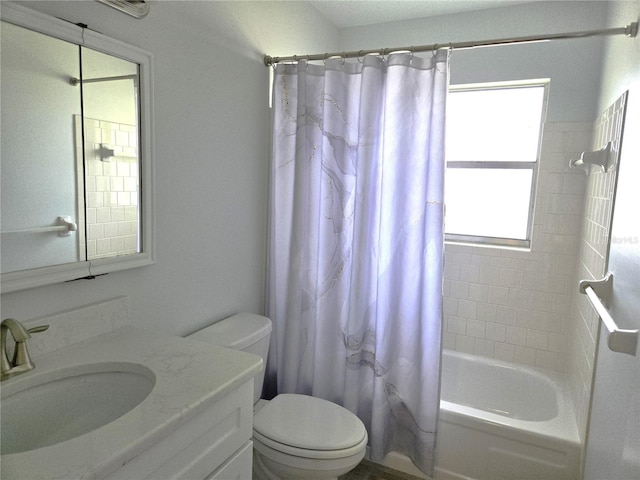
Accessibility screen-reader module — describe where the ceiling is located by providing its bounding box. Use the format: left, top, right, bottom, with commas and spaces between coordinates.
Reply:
308, 0, 531, 28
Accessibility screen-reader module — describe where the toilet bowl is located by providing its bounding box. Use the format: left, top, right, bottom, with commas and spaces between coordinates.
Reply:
187, 313, 367, 480
253, 394, 367, 479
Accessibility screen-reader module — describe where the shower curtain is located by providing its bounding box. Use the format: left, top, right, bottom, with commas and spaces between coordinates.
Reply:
266, 50, 448, 476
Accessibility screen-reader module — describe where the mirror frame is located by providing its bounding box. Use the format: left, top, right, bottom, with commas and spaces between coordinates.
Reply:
1, 3, 155, 292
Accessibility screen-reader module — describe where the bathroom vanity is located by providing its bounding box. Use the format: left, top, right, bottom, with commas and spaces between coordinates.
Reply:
1, 326, 262, 479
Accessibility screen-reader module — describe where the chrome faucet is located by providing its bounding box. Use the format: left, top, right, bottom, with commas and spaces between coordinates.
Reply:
1, 318, 49, 381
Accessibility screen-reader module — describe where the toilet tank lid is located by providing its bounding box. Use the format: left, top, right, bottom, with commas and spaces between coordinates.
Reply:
188, 313, 272, 350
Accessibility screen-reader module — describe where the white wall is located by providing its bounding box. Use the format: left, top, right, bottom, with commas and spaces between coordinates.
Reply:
569, 0, 640, 465
0, 1, 338, 336
597, 1, 640, 113
583, 3, 640, 473
339, 1, 609, 122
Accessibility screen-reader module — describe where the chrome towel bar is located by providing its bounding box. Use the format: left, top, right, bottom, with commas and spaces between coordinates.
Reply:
579, 273, 638, 356
1, 216, 77, 237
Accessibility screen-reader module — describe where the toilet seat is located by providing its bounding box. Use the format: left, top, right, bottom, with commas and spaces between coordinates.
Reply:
253, 394, 368, 460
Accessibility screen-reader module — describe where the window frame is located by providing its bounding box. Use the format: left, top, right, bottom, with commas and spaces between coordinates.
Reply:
444, 79, 549, 250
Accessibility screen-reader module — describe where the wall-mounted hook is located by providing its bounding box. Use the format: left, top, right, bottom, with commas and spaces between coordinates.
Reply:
97, 143, 115, 162
570, 141, 616, 173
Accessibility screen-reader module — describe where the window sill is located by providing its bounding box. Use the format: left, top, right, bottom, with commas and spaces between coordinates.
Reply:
444, 236, 531, 252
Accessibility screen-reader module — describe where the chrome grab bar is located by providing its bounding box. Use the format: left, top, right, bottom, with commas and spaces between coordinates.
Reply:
579, 273, 638, 356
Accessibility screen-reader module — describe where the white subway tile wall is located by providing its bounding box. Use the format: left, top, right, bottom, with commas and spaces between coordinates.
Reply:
567, 93, 626, 443
443, 122, 592, 373
83, 118, 139, 260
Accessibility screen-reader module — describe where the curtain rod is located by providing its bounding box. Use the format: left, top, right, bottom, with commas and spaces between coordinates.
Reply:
69, 74, 138, 86
263, 22, 638, 66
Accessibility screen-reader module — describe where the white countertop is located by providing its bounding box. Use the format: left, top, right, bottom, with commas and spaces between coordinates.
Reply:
1, 326, 262, 480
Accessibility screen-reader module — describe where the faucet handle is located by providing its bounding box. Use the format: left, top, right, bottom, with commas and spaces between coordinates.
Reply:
9, 324, 49, 377
1, 320, 49, 381
27, 325, 50, 335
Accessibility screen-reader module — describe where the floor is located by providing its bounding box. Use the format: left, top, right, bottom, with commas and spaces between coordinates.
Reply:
340, 460, 427, 480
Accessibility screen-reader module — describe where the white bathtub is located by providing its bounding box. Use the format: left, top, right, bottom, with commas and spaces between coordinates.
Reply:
435, 350, 580, 480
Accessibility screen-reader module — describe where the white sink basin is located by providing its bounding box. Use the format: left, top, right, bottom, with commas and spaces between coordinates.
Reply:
1, 362, 155, 454
1, 326, 262, 480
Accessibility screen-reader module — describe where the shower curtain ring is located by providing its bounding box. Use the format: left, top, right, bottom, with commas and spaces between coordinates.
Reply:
357, 50, 365, 63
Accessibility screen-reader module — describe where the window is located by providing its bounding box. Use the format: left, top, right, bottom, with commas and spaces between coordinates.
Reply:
445, 80, 548, 249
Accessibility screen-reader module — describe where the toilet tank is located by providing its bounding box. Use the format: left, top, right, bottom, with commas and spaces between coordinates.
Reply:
187, 313, 272, 403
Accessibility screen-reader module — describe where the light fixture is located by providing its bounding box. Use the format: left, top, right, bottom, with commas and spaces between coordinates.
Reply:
95, 0, 149, 19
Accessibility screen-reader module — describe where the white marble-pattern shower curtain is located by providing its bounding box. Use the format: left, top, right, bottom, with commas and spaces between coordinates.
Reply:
266, 50, 448, 476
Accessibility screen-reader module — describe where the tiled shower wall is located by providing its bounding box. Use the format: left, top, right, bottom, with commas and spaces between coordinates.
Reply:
567, 93, 626, 443
81, 117, 139, 260
442, 121, 593, 373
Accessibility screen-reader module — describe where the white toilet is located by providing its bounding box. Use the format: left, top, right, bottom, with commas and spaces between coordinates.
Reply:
187, 313, 367, 480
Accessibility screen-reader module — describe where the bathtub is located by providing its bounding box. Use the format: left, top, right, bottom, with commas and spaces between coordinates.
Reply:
435, 350, 580, 480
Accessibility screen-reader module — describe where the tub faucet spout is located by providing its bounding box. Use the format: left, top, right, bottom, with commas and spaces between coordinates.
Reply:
1, 318, 49, 381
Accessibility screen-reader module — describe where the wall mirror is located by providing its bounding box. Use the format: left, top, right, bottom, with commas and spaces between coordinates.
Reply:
1, 3, 154, 292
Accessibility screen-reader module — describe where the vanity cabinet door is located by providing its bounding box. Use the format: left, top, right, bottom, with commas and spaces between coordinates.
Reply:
207, 441, 253, 480
104, 381, 254, 480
